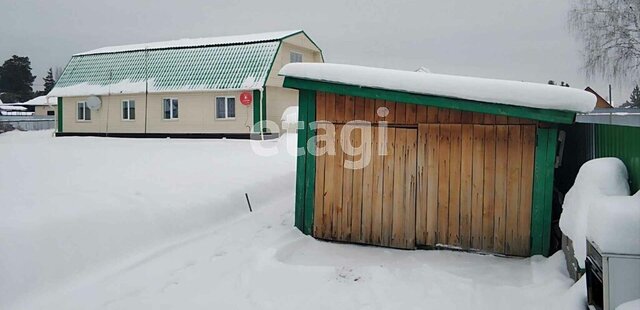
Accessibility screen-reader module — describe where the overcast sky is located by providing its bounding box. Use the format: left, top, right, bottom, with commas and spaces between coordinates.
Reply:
0, 0, 635, 105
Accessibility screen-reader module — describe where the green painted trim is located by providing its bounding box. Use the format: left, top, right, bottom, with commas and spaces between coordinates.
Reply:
252, 89, 268, 133
541, 127, 558, 256
302, 90, 317, 234
57, 97, 63, 133
530, 127, 558, 256
283, 77, 576, 124
294, 90, 309, 231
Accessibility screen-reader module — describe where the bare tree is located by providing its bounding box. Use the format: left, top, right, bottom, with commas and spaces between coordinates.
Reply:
53, 66, 64, 81
569, 0, 640, 81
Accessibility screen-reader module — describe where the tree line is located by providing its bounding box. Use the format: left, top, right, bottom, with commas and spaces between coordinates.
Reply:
0, 55, 57, 103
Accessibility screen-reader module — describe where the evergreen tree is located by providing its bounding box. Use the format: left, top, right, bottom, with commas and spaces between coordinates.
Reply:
0, 55, 36, 102
43, 68, 55, 94
621, 85, 640, 108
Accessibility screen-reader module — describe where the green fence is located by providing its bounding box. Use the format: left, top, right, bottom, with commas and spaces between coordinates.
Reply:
595, 124, 640, 192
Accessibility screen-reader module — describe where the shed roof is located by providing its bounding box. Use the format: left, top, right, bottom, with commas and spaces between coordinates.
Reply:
21, 96, 58, 106
280, 63, 597, 114
50, 30, 311, 97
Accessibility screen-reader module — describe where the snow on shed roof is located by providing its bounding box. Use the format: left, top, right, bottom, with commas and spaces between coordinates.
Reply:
76, 30, 303, 56
280, 63, 597, 113
21, 95, 58, 106
0, 104, 27, 111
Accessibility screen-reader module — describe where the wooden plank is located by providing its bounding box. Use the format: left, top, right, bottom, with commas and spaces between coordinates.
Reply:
416, 124, 429, 245
461, 111, 474, 123
438, 108, 450, 123
495, 115, 508, 125
437, 124, 451, 244
505, 125, 522, 255
335, 95, 346, 123
361, 123, 376, 243
345, 96, 356, 121
354, 96, 365, 121
364, 98, 376, 122
371, 126, 385, 244
374, 99, 386, 123
395, 102, 407, 124
425, 124, 439, 245
316, 92, 326, 123
384, 101, 396, 123
417, 105, 428, 123
313, 127, 326, 238
325, 92, 336, 123
427, 107, 439, 123
493, 125, 509, 254
404, 129, 418, 248
482, 125, 496, 251
483, 114, 496, 125
448, 124, 462, 245
406, 103, 418, 125
331, 125, 345, 239
471, 125, 485, 250
341, 125, 354, 241
351, 125, 364, 242
449, 110, 461, 123
391, 129, 407, 247
459, 125, 474, 249
321, 124, 336, 239
472, 112, 484, 124
381, 128, 396, 246
517, 125, 536, 256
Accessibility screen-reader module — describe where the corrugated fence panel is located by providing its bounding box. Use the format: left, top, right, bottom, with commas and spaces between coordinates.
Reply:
595, 124, 640, 192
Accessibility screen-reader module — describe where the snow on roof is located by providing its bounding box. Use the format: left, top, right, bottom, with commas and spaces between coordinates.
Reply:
21, 95, 58, 106
76, 30, 302, 56
0, 105, 27, 111
280, 63, 597, 113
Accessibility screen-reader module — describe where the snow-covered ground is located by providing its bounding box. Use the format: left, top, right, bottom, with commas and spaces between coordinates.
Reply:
1, 130, 584, 309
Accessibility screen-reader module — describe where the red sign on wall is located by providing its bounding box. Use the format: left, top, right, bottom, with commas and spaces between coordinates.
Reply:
240, 92, 253, 105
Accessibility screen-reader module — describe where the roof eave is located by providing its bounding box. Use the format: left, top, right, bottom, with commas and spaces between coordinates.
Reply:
281, 76, 576, 124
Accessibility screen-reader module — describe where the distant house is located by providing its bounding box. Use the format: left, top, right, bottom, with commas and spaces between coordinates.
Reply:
584, 87, 613, 109
20, 96, 57, 116
49, 30, 324, 138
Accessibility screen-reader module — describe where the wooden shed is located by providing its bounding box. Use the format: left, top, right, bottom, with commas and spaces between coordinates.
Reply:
280, 63, 596, 257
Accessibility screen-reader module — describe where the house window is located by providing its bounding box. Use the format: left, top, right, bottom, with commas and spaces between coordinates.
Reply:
77, 101, 91, 121
290, 51, 303, 63
216, 97, 236, 119
47, 111, 55, 116
122, 100, 135, 120
163, 98, 178, 119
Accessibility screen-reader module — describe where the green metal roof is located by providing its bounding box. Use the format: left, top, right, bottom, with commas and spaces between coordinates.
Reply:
50, 30, 314, 97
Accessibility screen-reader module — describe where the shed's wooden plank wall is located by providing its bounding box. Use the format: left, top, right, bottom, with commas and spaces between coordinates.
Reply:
312, 92, 538, 255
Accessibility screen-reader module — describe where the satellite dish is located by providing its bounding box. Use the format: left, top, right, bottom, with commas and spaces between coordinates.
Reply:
86, 96, 102, 110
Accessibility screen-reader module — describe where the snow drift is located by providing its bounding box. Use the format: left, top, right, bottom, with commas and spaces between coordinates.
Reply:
559, 158, 638, 267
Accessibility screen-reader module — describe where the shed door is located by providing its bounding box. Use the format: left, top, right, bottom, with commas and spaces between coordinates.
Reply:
313, 124, 417, 249
416, 124, 536, 256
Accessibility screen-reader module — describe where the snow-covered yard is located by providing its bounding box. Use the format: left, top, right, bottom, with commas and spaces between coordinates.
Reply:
1, 130, 583, 309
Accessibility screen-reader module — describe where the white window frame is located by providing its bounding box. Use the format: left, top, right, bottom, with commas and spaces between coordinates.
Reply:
122, 99, 135, 121
162, 98, 179, 120
290, 51, 303, 63
77, 101, 91, 121
215, 96, 236, 120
